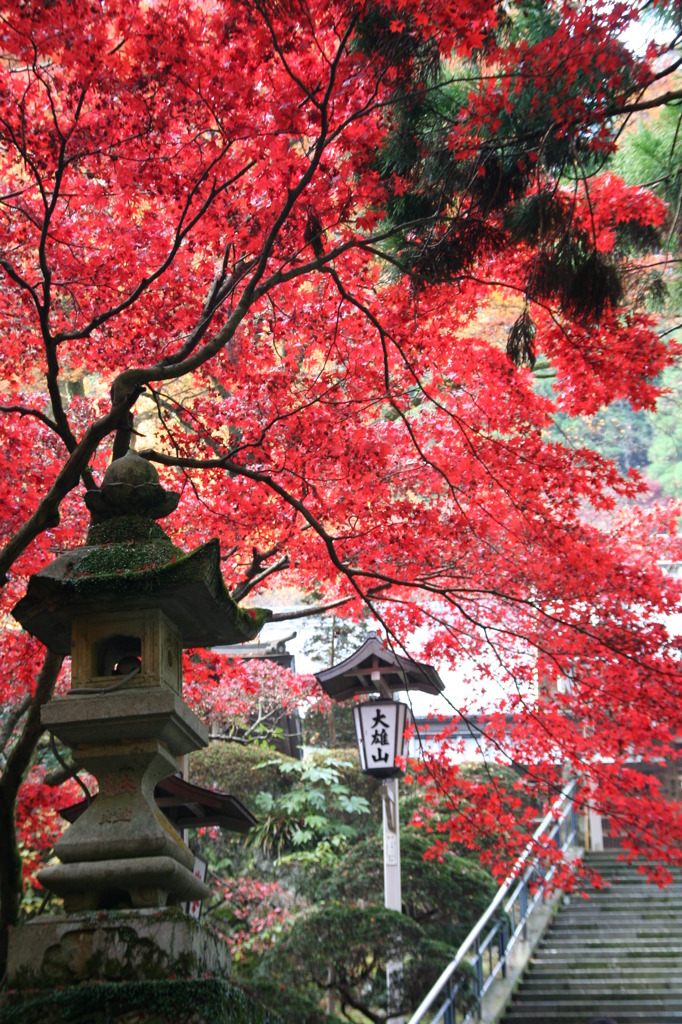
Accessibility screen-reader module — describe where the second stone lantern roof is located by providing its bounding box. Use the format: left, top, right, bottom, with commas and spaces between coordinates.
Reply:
12, 449, 271, 652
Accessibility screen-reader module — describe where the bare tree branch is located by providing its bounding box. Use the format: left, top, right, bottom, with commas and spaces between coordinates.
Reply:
231, 551, 291, 602
0, 404, 59, 434
0, 694, 31, 761
0, 389, 142, 585
270, 594, 358, 621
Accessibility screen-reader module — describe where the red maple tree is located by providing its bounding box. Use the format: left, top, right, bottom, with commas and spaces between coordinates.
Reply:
1, 0, 681, 972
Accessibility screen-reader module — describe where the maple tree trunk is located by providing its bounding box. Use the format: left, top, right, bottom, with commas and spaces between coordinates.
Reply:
0, 651, 62, 976
0, 786, 22, 978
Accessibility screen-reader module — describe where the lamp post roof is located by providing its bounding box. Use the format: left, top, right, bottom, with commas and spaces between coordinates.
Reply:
12, 450, 270, 653
315, 632, 444, 702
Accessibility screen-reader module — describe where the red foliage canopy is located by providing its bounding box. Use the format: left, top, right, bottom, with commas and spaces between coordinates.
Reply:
0, 0, 681, 896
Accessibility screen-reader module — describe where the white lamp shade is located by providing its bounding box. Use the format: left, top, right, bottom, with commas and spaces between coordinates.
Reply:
352, 699, 410, 778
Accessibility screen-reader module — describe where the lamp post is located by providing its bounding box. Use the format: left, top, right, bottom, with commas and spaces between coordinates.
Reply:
353, 697, 410, 1024
315, 634, 444, 1024
352, 697, 409, 913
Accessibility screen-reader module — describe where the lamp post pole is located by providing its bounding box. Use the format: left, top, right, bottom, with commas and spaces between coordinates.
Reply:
381, 775, 404, 1024
367, 668, 405, 1024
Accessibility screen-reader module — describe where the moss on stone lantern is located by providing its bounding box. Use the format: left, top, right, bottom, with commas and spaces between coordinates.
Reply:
14, 449, 270, 653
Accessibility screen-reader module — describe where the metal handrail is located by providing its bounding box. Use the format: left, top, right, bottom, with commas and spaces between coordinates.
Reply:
407, 779, 578, 1024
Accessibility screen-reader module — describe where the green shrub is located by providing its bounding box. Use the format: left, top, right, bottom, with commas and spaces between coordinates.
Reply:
190, 743, 295, 802
0, 979, 282, 1024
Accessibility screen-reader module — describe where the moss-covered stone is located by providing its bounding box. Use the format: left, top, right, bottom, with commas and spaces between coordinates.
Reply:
84, 450, 179, 521
87, 515, 173, 546
13, 533, 271, 653
70, 539, 184, 588
0, 979, 282, 1024
8, 910, 228, 990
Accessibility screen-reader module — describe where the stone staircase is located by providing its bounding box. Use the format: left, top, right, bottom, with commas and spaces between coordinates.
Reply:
500, 851, 682, 1024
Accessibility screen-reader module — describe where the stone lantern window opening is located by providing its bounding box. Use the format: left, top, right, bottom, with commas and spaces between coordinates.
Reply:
71, 608, 183, 695
96, 634, 142, 677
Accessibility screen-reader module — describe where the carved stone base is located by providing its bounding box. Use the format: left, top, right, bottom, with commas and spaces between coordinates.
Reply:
7, 909, 229, 989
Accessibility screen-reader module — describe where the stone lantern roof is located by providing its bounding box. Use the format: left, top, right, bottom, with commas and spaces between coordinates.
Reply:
12, 450, 270, 653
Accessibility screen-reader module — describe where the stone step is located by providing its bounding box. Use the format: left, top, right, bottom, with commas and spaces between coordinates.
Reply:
549, 936, 682, 944
561, 897, 682, 905
529, 961, 682, 974
550, 922, 682, 933
580, 875, 682, 881
557, 909, 682, 917
562, 890, 682, 896
503, 1010, 682, 1023
520, 984, 682, 998
556, 920, 682, 928
571, 900, 682, 909
581, 867, 682, 874
565, 888, 682, 897
542, 933, 682, 944
567, 889, 682, 899
545, 935, 682, 946
533, 953, 682, 963
564, 887, 682, 895
504, 1002, 682, 1015
522, 985, 682, 997
581, 853, 681, 863
550, 922, 682, 932
562, 899, 682, 910
532, 937, 682, 946
580, 873, 682, 879
525, 965, 682, 978
526, 966, 682, 979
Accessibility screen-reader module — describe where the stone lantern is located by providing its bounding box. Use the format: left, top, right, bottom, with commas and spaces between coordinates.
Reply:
12, 450, 270, 915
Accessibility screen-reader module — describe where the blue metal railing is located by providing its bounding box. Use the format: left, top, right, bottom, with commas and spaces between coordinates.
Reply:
407, 780, 578, 1024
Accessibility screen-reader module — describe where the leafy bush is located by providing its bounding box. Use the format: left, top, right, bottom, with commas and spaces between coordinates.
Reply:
245, 906, 449, 1024
190, 743, 296, 802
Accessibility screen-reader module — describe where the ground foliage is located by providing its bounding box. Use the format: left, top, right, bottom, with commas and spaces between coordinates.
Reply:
245, 905, 453, 1024
195, 754, 375, 944
1, 0, 682, 979
191, 748, 494, 1020
190, 742, 298, 803
0, 978, 282, 1024
302, 830, 496, 947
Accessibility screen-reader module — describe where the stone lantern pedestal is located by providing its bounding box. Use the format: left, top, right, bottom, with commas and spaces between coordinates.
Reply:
40, 683, 207, 911
5, 452, 271, 1019
31, 603, 208, 912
